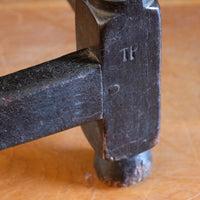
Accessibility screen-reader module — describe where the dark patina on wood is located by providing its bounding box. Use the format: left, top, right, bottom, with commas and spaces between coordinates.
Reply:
76, 0, 161, 186
0, 49, 102, 150
0, 0, 161, 187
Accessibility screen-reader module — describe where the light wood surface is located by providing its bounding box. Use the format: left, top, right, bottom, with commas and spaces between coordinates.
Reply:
0, 1, 200, 199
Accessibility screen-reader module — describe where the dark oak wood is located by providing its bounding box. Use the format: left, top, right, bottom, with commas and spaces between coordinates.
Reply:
0, 49, 102, 150
0, 0, 199, 199
0, 0, 161, 187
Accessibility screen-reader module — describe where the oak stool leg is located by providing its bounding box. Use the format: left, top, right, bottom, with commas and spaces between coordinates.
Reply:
77, 0, 161, 186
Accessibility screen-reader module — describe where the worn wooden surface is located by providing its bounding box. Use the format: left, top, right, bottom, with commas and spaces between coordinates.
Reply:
0, 0, 199, 199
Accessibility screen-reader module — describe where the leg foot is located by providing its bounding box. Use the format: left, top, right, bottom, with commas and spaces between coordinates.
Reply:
94, 150, 152, 187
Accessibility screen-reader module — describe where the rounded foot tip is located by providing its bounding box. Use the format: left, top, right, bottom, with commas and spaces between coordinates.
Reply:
94, 150, 152, 187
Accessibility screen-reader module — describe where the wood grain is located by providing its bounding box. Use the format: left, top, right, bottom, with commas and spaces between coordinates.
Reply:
0, 1, 200, 199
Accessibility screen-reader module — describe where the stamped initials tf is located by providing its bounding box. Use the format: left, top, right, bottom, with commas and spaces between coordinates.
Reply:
120, 46, 137, 63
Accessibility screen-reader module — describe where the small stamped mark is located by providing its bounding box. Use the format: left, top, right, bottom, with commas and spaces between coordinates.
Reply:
120, 45, 137, 63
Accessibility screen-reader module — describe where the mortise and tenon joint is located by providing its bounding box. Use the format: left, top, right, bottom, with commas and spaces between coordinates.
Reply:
0, 0, 161, 187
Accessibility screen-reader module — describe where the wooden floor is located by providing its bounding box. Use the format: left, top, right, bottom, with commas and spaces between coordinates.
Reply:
0, 0, 199, 199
